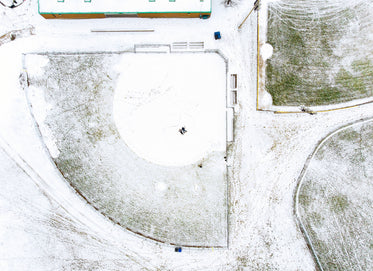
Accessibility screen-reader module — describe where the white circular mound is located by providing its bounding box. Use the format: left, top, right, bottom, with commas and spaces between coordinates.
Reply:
113, 53, 226, 167
261, 43, 273, 61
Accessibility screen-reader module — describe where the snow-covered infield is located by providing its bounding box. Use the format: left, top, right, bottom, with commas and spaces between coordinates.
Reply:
23, 51, 229, 247
114, 53, 227, 167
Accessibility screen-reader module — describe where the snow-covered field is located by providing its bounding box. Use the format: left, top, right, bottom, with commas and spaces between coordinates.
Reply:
24, 51, 228, 247
296, 119, 373, 270
259, 0, 373, 108
0, 0, 373, 270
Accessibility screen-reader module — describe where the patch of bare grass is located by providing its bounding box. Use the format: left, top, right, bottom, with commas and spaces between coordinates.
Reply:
297, 121, 373, 270
266, 0, 373, 106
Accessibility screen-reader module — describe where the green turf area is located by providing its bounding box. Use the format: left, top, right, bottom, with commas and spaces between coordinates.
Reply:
265, 0, 373, 106
297, 121, 373, 270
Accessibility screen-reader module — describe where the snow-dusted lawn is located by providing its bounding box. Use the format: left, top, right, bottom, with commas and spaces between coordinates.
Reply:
263, 0, 373, 106
24, 52, 228, 247
296, 120, 373, 270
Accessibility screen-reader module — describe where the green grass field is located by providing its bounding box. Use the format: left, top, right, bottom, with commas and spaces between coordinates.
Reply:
265, 0, 373, 106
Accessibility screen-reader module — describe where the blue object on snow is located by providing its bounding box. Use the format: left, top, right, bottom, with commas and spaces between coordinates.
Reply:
214, 31, 221, 40
174, 247, 182, 252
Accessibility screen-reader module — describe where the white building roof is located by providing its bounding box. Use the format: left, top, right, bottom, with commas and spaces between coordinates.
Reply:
38, 0, 211, 14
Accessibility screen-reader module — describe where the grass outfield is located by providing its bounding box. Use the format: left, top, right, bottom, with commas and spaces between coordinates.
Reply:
24, 52, 228, 247
297, 120, 373, 270
265, 0, 373, 106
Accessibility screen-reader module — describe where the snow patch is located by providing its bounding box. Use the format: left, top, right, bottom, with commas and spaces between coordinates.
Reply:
155, 182, 167, 192
39, 126, 60, 159
259, 90, 273, 109
193, 183, 201, 194
27, 86, 49, 123
27, 86, 59, 158
24, 55, 49, 78
261, 43, 273, 61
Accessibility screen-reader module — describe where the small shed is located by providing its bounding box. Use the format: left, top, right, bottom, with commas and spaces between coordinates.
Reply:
38, 0, 211, 19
